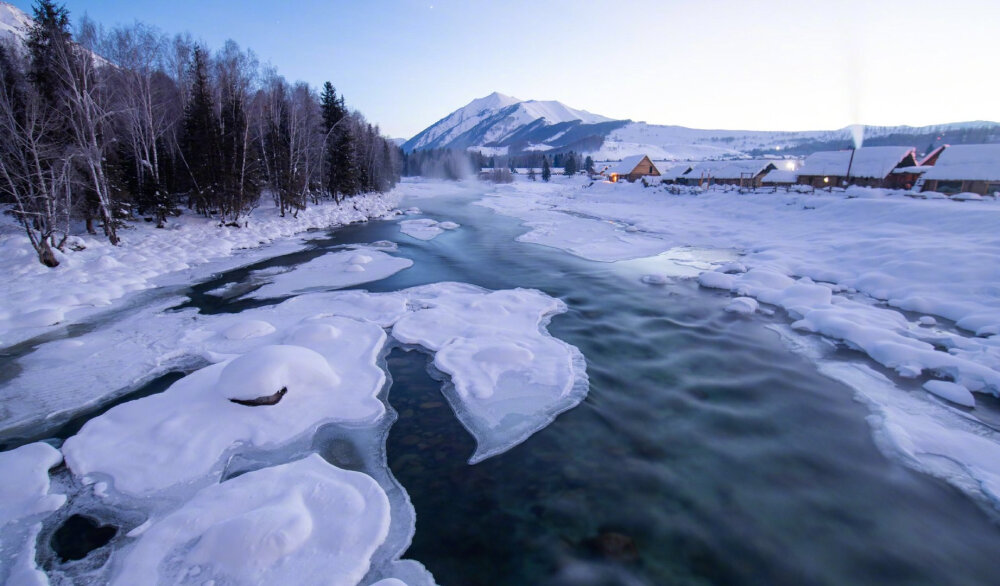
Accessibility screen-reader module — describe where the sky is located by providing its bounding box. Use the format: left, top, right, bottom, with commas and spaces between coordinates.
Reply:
8, 0, 1000, 139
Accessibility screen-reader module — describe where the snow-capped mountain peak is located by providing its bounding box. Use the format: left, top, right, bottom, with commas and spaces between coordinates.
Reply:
0, 1, 33, 43
402, 92, 619, 152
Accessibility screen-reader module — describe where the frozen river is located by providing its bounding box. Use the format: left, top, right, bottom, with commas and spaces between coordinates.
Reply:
3, 182, 1000, 585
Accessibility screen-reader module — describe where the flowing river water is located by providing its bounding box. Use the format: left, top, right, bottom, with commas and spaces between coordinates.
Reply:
8, 184, 1000, 585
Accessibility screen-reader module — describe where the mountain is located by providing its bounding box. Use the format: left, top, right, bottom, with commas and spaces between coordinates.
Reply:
403, 92, 622, 154
0, 1, 32, 44
0, 1, 108, 67
405, 92, 1000, 160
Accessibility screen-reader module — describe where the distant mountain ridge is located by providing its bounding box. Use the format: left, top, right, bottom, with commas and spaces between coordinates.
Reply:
404, 92, 1000, 160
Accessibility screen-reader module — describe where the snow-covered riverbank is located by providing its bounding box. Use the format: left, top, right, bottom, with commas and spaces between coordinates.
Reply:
479, 176, 1000, 507
0, 191, 403, 348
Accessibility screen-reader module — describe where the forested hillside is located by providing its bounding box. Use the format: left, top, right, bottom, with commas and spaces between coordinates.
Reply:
0, 1, 400, 267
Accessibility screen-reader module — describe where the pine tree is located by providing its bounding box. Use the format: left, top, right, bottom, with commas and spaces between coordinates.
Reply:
585, 155, 595, 174
541, 156, 551, 182
179, 46, 221, 215
564, 151, 577, 176
331, 120, 358, 199
26, 0, 71, 111
320, 82, 349, 201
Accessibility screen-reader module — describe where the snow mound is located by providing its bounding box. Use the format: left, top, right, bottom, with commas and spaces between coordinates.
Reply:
62, 318, 387, 498
725, 297, 759, 315
223, 320, 276, 340
284, 323, 341, 345
923, 380, 976, 408
109, 455, 390, 586
0, 442, 66, 527
216, 345, 340, 402
438, 221, 460, 230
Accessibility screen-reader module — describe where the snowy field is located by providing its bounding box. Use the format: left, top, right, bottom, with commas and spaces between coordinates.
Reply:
478, 176, 1000, 508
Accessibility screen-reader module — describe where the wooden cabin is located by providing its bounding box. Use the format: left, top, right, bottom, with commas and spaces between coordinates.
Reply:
796, 146, 918, 188
760, 168, 798, 186
660, 164, 693, 184
607, 155, 660, 183
920, 144, 1000, 195
885, 146, 948, 190
678, 160, 777, 188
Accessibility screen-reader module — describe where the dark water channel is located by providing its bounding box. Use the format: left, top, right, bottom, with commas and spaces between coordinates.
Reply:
26, 185, 1000, 585
176, 186, 1000, 585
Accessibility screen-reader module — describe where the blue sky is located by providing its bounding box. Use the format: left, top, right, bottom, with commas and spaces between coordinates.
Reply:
10, 0, 999, 139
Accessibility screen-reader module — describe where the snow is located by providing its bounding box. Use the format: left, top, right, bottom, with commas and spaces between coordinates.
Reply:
761, 169, 798, 184
0, 442, 65, 586
392, 285, 588, 463
1, 269, 583, 583
725, 297, 759, 315
0, 442, 65, 527
108, 454, 390, 586
607, 154, 655, 176
796, 146, 916, 179
515, 99, 612, 125
223, 320, 277, 340
24, 279, 582, 498
405, 92, 522, 150
244, 248, 413, 299
0, 191, 399, 347
62, 318, 387, 499
477, 175, 1000, 506
0, 1, 32, 43
923, 380, 976, 407
921, 144, 1000, 182
685, 160, 777, 181
399, 218, 456, 240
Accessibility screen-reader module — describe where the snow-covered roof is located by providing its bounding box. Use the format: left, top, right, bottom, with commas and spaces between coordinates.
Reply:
891, 166, 933, 174
608, 154, 656, 176
661, 164, 692, 179
797, 146, 916, 179
921, 144, 1000, 182
683, 160, 776, 180
761, 169, 798, 183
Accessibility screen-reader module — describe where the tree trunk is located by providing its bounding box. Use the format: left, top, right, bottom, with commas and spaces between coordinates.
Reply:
37, 238, 59, 267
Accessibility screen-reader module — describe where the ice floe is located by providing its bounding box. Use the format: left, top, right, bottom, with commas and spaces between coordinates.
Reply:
398, 218, 459, 241
244, 248, 413, 299
108, 455, 390, 586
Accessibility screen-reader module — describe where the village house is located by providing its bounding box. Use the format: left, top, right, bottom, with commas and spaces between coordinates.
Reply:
658, 164, 692, 184
607, 155, 660, 183
796, 146, 918, 188
760, 168, 798, 187
679, 160, 777, 188
920, 144, 1000, 195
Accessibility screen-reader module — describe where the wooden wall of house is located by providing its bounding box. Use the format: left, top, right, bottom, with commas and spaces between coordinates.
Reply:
922, 179, 999, 195
625, 158, 660, 182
